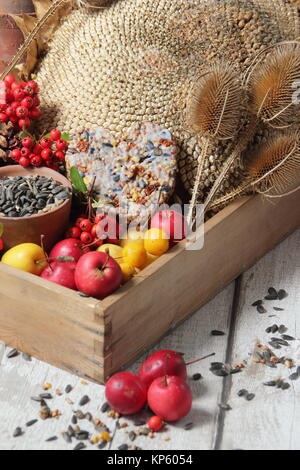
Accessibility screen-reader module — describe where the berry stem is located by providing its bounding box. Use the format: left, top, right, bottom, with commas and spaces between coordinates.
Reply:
185, 352, 215, 366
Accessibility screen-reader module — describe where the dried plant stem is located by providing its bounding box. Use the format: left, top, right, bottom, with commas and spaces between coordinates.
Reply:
0, 0, 69, 81
204, 118, 258, 212
187, 139, 209, 226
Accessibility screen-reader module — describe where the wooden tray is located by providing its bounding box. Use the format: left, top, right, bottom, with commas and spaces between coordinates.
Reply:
0, 192, 299, 383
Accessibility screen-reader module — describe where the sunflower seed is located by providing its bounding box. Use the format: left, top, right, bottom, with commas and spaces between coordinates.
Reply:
274, 307, 284, 311
101, 402, 111, 413
71, 415, 78, 425
184, 422, 194, 430
73, 442, 86, 451
39, 393, 53, 400
75, 430, 89, 441
276, 380, 284, 389
271, 338, 289, 346
68, 426, 75, 437
265, 288, 278, 301
252, 300, 263, 307
26, 419, 38, 427
210, 368, 229, 377
257, 305, 267, 314
46, 436, 58, 442
7, 349, 19, 359
134, 420, 146, 427
281, 334, 295, 341
271, 325, 279, 334
118, 444, 129, 450
269, 341, 282, 350
211, 330, 225, 336
210, 362, 224, 370
75, 410, 85, 420
78, 292, 90, 298
218, 403, 232, 411
85, 412, 93, 422
281, 382, 291, 390
289, 373, 299, 381
246, 393, 255, 401
13, 427, 23, 437
63, 432, 72, 444
192, 373, 202, 381
98, 441, 107, 449
22, 353, 32, 361
263, 381, 277, 387
265, 327, 272, 334
79, 396, 90, 407
31, 396, 43, 403
278, 325, 288, 334
65, 385, 73, 394
129, 431, 137, 441
278, 289, 288, 300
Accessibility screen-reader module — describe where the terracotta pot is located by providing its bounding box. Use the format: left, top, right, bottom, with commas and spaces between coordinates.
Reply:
0, 166, 72, 252
0, 0, 34, 73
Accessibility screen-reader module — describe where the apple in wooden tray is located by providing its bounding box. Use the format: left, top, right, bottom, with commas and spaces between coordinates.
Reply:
151, 210, 187, 242
75, 251, 123, 299
41, 259, 77, 290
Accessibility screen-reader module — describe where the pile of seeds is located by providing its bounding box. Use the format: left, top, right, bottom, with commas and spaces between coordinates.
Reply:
252, 287, 288, 314
0, 175, 71, 218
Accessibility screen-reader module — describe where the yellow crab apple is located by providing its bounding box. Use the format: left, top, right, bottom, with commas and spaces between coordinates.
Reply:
1, 243, 48, 275
97, 244, 123, 262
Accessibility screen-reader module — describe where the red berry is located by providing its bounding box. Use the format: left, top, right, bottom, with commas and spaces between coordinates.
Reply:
13, 88, 25, 101
0, 88, 14, 103
66, 226, 81, 239
94, 214, 106, 224
0, 103, 7, 112
54, 151, 65, 162
75, 217, 85, 229
3, 74, 16, 87
6, 106, 16, 117
79, 219, 93, 232
0, 238, 3, 251
9, 116, 19, 125
21, 96, 34, 109
30, 155, 42, 167
10, 149, 22, 161
55, 139, 68, 151
22, 137, 34, 148
147, 416, 164, 432
0, 113, 8, 123
33, 144, 43, 155
29, 107, 41, 120
50, 129, 61, 141
80, 232, 93, 244
33, 96, 40, 107
16, 106, 29, 118
41, 148, 52, 160
40, 137, 53, 149
23, 85, 35, 96
10, 82, 20, 91
19, 156, 30, 167
20, 147, 31, 158
91, 225, 98, 238
27, 80, 38, 90
11, 101, 19, 111
18, 118, 31, 129
19, 81, 27, 89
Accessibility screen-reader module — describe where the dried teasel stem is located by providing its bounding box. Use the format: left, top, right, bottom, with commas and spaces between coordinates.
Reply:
186, 64, 243, 225
209, 131, 300, 211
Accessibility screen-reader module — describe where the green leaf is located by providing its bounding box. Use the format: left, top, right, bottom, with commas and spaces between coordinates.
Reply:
0, 223, 3, 238
69, 166, 88, 193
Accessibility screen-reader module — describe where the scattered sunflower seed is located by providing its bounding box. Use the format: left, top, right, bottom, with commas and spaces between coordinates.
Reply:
72, 415, 78, 425
39, 393, 53, 400
63, 432, 72, 444
274, 307, 284, 312
265, 288, 278, 300
26, 419, 38, 427
246, 393, 255, 401
265, 326, 272, 334
271, 325, 279, 334
46, 436, 58, 442
252, 300, 263, 307
278, 325, 288, 334
218, 403, 232, 411
192, 373, 202, 381
7, 349, 19, 359
134, 420, 146, 427
270, 338, 289, 346
75, 430, 89, 441
13, 427, 23, 437
281, 334, 295, 341
278, 289, 288, 300
79, 395, 90, 407
184, 422, 194, 430
31, 396, 43, 403
73, 442, 86, 451
98, 441, 107, 449
129, 431, 137, 441
22, 353, 32, 361
289, 372, 299, 381
269, 341, 282, 350
257, 305, 267, 314
68, 426, 75, 437
211, 330, 225, 336
118, 444, 129, 450
237, 389, 248, 397
263, 380, 277, 387
85, 412, 93, 422
101, 402, 111, 413
281, 382, 291, 390
65, 385, 73, 394
75, 410, 85, 420
78, 292, 91, 298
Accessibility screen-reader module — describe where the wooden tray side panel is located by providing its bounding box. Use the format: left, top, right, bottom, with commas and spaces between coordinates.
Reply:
103, 193, 300, 379
0, 265, 105, 382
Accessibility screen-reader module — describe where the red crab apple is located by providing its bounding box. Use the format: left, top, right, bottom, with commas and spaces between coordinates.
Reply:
41, 260, 77, 290
49, 238, 89, 263
150, 210, 187, 242
105, 372, 148, 415
147, 375, 192, 422
75, 251, 122, 299
139, 350, 187, 388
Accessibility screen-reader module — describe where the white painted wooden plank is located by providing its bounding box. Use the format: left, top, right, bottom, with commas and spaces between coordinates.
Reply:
0, 283, 234, 450
220, 227, 300, 451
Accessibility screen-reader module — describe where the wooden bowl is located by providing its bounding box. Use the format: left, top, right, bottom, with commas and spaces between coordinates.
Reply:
0, 166, 72, 252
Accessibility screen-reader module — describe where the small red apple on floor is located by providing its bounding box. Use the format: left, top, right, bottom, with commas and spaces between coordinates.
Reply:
139, 350, 187, 388
50, 238, 90, 263
151, 210, 187, 242
105, 372, 148, 415
147, 375, 192, 422
41, 260, 77, 290
75, 251, 122, 299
